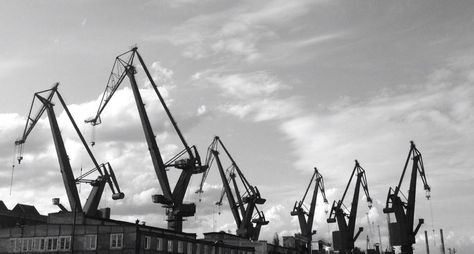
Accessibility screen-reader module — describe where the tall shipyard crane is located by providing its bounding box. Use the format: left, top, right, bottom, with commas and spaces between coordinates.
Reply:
327, 160, 372, 254
291, 168, 328, 253
383, 141, 431, 254
86, 47, 207, 232
197, 136, 268, 240
14, 84, 124, 217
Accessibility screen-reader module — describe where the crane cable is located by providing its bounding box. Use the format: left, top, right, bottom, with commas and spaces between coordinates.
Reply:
423, 191, 436, 246
429, 197, 436, 246
91, 124, 96, 147
212, 205, 216, 232
10, 145, 18, 195
78, 122, 88, 194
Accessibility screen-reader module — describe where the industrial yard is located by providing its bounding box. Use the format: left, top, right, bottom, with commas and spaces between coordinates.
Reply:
0, 1, 473, 254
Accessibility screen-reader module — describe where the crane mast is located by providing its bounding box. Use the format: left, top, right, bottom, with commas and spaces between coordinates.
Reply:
383, 141, 430, 254
198, 136, 268, 240
291, 167, 328, 253
327, 160, 372, 254
86, 47, 206, 231
15, 84, 124, 216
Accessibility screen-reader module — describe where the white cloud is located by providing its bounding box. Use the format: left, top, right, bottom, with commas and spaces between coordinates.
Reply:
0, 58, 34, 78
221, 104, 252, 119
281, 81, 474, 173
221, 98, 300, 122
197, 105, 207, 116
80, 17, 87, 27
240, 0, 324, 25
141, 61, 175, 99
206, 71, 285, 99
197, 71, 300, 122
211, 37, 260, 62
296, 32, 346, 48
167, 0, 326, 61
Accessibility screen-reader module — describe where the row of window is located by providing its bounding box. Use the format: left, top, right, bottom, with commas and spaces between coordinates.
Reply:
9, 234, 252, 254
9, 234, 118, 252
10, 236, 71, 252
143, 237, 252, 254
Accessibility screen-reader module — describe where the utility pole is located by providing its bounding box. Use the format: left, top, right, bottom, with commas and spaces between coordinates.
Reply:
424, 231, 430, 254
366, 235, 369, 254
440, 229, 446, 254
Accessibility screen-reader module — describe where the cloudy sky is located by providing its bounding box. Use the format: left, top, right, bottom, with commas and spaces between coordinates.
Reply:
1, 0, 473, 253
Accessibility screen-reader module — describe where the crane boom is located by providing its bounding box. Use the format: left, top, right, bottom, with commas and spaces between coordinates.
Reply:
213, 150, 242, 226
327, 160, 372, 253
87, 47, 206, 231
15, 84, 124, 216
383, 141, 431, 254
199, 136, 268, 240
291, 167, 328, 253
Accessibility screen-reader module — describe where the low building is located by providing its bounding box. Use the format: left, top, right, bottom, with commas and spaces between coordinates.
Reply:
0, 212, 255, 254
203, 232, 298, 254
0, 201, 47, 228
282, 234, 306, 252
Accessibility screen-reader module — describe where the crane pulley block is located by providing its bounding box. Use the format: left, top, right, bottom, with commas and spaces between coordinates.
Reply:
112, 192, 125, 200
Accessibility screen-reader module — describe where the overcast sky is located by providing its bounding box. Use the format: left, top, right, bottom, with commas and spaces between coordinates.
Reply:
1, 0, 473, 253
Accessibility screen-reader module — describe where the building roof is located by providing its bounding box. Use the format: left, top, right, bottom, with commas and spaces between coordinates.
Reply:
0, 201, 8, 212
12, 204, 40, 216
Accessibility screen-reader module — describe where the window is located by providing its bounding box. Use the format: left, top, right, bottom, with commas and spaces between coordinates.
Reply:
28, 237, 46, 251
85, 235, 97, 250
47, 237, 58, 251
110, 233, 123, 249
39, 238, 46, 251
33, 238, 40, 251
157, 237, 163, 251
59, 236, 71, 250
9, 239, 18, 253
167, 240, 173, 252
196, 243, 201, 254
204, 245, 210, 254
178, 241, 184, 253
187, 242, 193, 254
21, 238, 27, 252
22, 238, 33, 252
144, 236, 151, 249
15, 239, 21, 252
